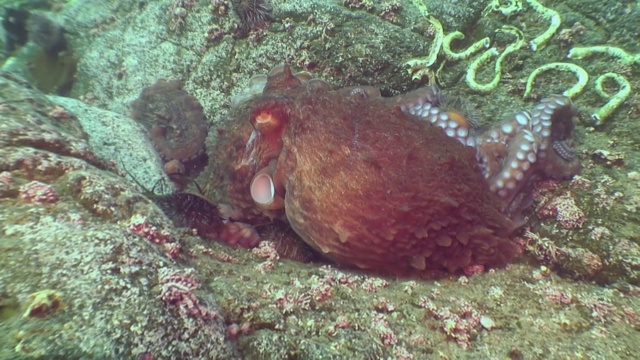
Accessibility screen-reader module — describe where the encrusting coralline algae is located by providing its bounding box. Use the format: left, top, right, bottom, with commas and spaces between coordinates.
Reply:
1, 0, 639, 358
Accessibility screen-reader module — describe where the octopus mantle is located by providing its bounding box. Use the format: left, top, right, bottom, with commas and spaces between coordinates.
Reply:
204, 65, 580, 274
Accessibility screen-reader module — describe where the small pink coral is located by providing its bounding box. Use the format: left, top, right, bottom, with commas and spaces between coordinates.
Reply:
537, 193, 586, 229
252, 241, 279, 272
162, 242, 182, 259
127, 214, 171, 244
308, 281, 333, 303
421, 298, 483, 349
372, 312, 398, 346
441, 303, 481, 349
158, 269, 218, 320
360, 277, 389, 293
251, 240, 279, 261
0, 171, 14, 186
271, 288, 311, 314
463, 264, 485, 276
319, 265, 361, 288
19, 181, 59, 204
127, 214, 182, 258
254, 260, 275, 273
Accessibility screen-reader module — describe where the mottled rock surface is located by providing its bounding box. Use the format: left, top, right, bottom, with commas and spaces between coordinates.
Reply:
1, 0, 639, 358
0, 73, 236, 359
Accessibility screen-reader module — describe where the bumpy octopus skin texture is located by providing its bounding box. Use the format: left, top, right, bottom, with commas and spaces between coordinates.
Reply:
203, 65, 580, 274
401, 90, 581, 219
131, 79, 209, 163
207, 66, 518, 273
277, 90, 518, 273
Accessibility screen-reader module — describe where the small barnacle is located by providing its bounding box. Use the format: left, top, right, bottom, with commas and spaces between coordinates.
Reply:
23, 290, 63, 318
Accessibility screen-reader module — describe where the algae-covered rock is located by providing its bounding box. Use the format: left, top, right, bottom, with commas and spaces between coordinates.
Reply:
0, 73, 237, 359
1, 0, 640, 358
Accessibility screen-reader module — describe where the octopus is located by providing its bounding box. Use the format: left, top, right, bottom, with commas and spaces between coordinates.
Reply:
189, 64, 580, 275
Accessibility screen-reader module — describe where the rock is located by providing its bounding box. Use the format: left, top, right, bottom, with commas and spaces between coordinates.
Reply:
0, 72, 236, 359
47, 95, 174, 195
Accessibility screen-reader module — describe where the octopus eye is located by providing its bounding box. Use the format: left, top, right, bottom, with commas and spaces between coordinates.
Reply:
250, 173, 276, 205
251, 107, 286, 135
250, 165, 285, 211
255, 111, 276, 124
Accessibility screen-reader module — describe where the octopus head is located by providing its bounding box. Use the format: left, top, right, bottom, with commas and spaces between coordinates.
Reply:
243, 68, 301, 215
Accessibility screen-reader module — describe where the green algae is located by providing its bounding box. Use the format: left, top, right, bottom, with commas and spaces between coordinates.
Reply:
0, 295, 20, 322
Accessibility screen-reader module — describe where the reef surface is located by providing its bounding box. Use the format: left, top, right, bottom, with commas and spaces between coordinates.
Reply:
1, 0, 639, 359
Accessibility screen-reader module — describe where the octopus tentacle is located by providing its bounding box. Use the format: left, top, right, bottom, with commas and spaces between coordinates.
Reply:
219, 222, 261, 248
529, 95, 581, 178
475, 94, 580, 211
396, 87, 579, 214
474, 110, 534, 183
307, 78, 332, 91
199, 65, 582, 276
485, 129, 540, 206
398, 87, 477, 147
552, 139, 576, 162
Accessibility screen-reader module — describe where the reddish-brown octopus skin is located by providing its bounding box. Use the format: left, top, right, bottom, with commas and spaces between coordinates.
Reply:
207, 67, 518, 274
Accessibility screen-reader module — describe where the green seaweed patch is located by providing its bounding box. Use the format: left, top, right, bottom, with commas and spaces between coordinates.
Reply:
0, 294, 21, 322
27, 48, 76, 95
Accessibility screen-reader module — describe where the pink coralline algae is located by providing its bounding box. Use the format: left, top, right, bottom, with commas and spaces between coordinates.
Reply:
158, 270, 218, 321
372, 312, 398, 346
538, 193, 586, 229
126, 214, 182, 258
539, 286, 574, 306
419, 297, 483, 349
19, 180, 59, 204
533, 180, 586, 229
0, 171, 13, 186
581, 295, 622, 324
127, 214, 171, 243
